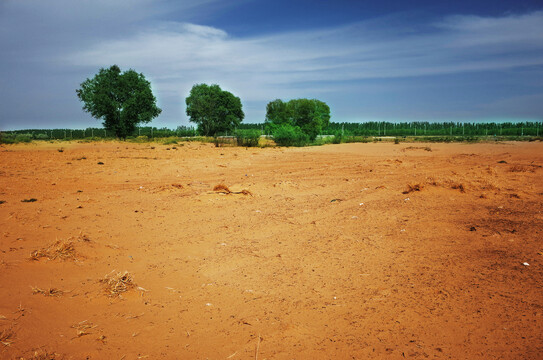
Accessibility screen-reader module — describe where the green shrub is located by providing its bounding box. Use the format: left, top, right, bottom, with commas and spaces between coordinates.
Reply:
163, 138, 178, 145
34, 133, 49, 140
272, 124, 309, 147
235, 129, 261, 147
332, 133, 343, 144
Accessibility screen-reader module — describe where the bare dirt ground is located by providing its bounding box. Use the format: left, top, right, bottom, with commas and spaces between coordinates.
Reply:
0, 140, 542, 359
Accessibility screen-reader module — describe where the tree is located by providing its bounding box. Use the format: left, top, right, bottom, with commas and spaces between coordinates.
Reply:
76, 65, 161, 138
185, 84, 244, 137
265, 98, 330, 140
265, 99, 291, 126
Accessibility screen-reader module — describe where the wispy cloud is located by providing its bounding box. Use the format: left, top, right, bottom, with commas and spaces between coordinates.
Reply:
66, 11, 543, 101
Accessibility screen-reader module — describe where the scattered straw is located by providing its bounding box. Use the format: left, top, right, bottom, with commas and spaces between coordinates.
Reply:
71, 320, 97, 338
31, 287, 63, 297
100, 271, 136, 297
30, 239, 76, 261
0, 327, 14, 346
97, 335, 107, 344
22, 349, 61, 359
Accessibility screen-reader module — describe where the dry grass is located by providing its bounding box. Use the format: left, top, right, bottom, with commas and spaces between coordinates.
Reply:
402, 146, 432, 152
402, 183, 424, 194
213, 184, 231, 193
509, 164, 540, 173
32, 287, 63, 297
0, 327, 14, 346
71, 320, 97, 338
30, 239, 76, 261
100, 271, 136, 297
449, 182, 466, 193
213, 184, 252, 196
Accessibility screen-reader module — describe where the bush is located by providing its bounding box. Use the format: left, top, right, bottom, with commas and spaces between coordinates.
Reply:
272, 125, 309, 147
15, 134, 32, 143
163, 138, 178, 145
332, 133, 343, 144
235, 129, 261, 147
34, 133, 49, 140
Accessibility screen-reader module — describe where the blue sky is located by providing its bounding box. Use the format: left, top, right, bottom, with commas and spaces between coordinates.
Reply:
1, 0, 543, 130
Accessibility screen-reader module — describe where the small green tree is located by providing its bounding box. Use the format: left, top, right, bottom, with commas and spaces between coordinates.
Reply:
76, 65, 161, 139
265, 98, 330, 140
185, 84, 244, 137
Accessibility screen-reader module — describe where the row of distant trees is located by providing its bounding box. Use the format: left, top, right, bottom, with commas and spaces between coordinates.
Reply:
76, 65, 331, 140
5, 121, 541, 141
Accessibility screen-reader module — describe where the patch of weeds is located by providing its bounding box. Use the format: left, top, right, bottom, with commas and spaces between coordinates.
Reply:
163, 139, 178, 145
235, 129, 261, 147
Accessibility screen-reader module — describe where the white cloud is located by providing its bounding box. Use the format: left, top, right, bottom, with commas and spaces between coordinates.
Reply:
65, 11, 543, 105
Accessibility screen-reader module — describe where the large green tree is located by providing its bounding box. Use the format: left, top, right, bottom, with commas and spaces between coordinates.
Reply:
76, 65, 161, 138
265, 98, 330, 140
185, 84, 244, 137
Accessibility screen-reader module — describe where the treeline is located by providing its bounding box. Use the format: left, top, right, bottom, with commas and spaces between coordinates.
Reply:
235, 121, 543, 137
0, 126, 197, 140
324, 121, 542, 137
2, 121, 541, 141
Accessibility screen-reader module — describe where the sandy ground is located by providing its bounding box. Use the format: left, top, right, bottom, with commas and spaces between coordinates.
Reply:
0, 140, 542, 359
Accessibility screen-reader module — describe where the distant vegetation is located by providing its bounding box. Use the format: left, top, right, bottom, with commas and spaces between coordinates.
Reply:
1, 121, 541, 146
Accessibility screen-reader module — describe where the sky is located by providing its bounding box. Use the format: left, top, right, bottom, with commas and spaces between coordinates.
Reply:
1, 0, 543, 130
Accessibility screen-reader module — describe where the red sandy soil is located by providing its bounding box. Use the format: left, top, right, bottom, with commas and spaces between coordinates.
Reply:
0, 140, 542, 359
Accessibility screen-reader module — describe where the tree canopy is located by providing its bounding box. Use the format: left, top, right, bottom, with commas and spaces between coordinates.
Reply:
76, 65, 161, 138
185, 84, 244, 137
265, 98, 330, 140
